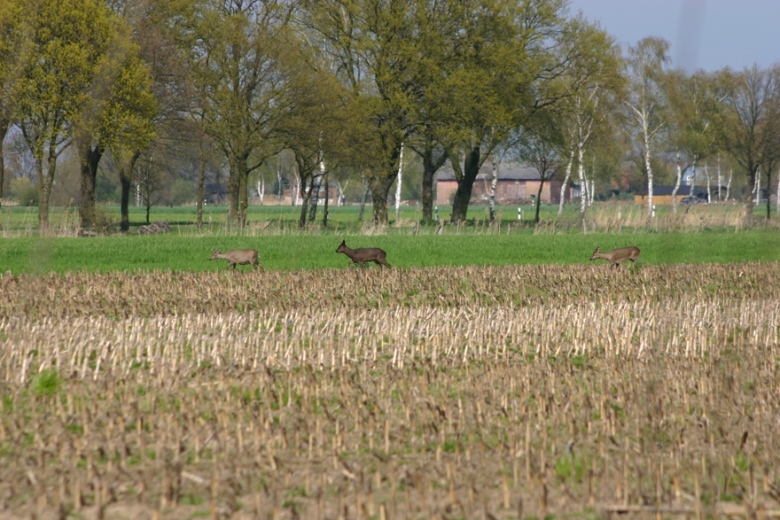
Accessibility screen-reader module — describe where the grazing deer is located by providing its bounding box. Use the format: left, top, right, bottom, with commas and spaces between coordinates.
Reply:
336, 240, 391, 268
590, 246, 640, 268
210, 249, 262, 270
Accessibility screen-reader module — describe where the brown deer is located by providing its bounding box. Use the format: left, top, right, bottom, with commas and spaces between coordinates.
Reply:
210, 249, 263, 270
590, 246, 640, 268
336, 240, 391, 268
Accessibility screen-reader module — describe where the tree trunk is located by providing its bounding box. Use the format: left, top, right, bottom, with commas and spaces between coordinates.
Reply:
451, 147, 481, 223
744, 170, 757, 224
369, 174, 396, 224
671, 153, 686, 214
120, 173, 131, 232
38, 132, 63, 232
765, 168, 771, 220
358, 182, 369, 221
421, 159, 435, 222
534, 178, 545, 224
0, 118, 8, 208
558, 149, 574, 218
577, 144, 586, 222
309, 174, 322, 223
323, 174, 330, 227
119, 153, 139, 233
394, 142, 404, 222
643, 128, 654, 217
76, 131, 104, 229
196, 140, 206, 229
418, 146, 447, 223
489, 159, 498, 221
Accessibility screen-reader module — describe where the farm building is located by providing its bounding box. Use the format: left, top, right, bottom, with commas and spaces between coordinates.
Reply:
435, 161, 571, 206
633, 185, 724, 205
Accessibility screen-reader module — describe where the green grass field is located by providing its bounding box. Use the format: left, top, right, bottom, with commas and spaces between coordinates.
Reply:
0, 201, 777, 274
1, 230, 778, 274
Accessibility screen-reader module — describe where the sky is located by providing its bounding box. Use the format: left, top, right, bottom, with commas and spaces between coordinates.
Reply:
567, 0, 780, 72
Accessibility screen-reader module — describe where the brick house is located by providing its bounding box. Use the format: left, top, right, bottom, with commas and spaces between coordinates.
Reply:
435, 161, 570, 206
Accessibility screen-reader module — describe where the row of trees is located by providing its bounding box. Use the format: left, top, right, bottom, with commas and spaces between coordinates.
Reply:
1, 0, 779, 230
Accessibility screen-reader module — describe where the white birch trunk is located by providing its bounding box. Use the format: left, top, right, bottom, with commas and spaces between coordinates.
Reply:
337, 180, 347, 207
643, 121, 654, 216
257, 178, 265, 206
589, 179, 595, 206
726, 169, 732, 202
292, 163, 300, 206
489, 159, 498, 220
277, 166, 282, 205
716, 155, 722, 202
671, 153, 683, 214
578, 144, 587, 218
394, 142, 404, 221
754, 174, 761, 206
689, 162, 696, 203
705, 164, 711, 204
558, 148, 574, 217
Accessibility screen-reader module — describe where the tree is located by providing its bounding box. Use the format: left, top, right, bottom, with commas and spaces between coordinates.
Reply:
301, 0, 433, 224
174, 0, 295, 226
437, 0, 581, 223
664, 69, 719, 214
623, 37, 670, 218
554, 16, 624, 220
717, 65, 780, 223
15, 0, 105, 230
0, 0, 26, 209
516, 112, 564, 223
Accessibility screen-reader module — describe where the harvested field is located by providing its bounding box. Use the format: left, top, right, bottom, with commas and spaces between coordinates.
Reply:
0, 264, 779, 519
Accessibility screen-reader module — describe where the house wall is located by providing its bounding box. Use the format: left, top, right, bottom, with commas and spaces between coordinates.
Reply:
436, 180, 569, 206
634, 194, 688, 205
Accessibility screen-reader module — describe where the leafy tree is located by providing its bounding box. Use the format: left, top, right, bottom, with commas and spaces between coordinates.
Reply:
0, 0, 26, 208
173, 0, 294, 226
436, 0, 574, 223
15, 0, 100, 230
301, 0, 433, 224
274, 34, 361, 228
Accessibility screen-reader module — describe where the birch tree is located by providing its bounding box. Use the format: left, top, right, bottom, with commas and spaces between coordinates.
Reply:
624, 37, 670, 218
554, 17, 623, 220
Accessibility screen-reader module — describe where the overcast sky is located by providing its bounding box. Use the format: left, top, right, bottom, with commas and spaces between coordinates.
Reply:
567, 0, 780, 72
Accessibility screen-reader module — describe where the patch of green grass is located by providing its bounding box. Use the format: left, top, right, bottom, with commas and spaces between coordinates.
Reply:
32, 369, 62, 398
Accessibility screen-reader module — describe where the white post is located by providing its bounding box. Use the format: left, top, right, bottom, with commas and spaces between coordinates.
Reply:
517, 207, 523, 220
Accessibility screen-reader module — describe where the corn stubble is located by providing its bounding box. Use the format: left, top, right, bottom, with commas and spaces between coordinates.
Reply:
0, 264, 779, 518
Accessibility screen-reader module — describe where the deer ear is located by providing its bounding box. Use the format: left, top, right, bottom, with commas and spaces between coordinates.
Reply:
340, 240, 345, 245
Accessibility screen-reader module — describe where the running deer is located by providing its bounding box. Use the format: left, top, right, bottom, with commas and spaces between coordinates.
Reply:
590, 246, 640, 268
210, 249, 263, 270
336, 240, 391, 268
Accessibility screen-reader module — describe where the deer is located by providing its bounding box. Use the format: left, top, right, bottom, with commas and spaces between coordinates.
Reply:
590, 246, 640, 268
210, 249, 263, 270
336, 240, 391, 268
